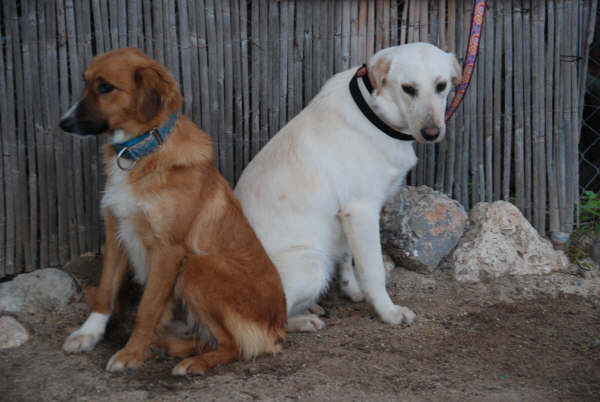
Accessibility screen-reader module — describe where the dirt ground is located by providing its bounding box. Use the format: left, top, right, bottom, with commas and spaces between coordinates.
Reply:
1, 254, 600, 402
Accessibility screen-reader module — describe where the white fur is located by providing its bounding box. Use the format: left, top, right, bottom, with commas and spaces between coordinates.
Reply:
101, 129, 149, 284
62, 102, 79, 120
62, 312, 110, 353
235, 43, 458, 330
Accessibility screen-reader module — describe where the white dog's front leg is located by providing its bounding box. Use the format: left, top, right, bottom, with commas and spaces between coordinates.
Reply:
338, 202, 415, 325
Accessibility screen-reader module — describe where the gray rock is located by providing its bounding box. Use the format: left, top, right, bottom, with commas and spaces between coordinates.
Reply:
0, 316, 30, 349
380, 185, 468, 273
0, 268, 80, 313
452, 201, 568, 282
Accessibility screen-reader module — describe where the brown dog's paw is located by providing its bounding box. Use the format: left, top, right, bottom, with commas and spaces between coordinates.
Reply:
105, 348, 145, 372
171, 357, 209, 376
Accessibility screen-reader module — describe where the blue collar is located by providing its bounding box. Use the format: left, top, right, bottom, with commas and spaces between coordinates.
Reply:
112, 113, 178, 162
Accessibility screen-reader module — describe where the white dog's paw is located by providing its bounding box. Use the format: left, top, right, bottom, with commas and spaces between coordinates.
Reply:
62, 329, 102, 353
308, 303, 326, 316
340, 279, 365, 302
378, 305, 416, 326
286, 314, 325, 332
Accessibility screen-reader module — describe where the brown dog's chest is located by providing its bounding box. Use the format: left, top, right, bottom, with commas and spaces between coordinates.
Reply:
102, 158, 155, 283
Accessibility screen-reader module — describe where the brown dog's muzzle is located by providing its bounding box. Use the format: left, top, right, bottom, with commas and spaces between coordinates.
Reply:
59, 100, 109, 136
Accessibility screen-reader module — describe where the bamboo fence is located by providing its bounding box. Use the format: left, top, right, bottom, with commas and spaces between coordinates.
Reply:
0, 0, 596, 278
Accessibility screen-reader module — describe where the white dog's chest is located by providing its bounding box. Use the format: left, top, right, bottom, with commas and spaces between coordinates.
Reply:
101, 159, 149, 284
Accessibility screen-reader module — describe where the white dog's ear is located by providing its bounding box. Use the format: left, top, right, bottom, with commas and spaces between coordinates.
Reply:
369, 56, 392, 95
449, 53, 462, 87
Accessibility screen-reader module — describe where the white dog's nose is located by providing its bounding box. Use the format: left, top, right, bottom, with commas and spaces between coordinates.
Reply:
420, 126, 440, 141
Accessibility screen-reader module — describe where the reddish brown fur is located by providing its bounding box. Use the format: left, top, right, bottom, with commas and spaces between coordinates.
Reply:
81, 48, 286, 375
369, 56, 392, 96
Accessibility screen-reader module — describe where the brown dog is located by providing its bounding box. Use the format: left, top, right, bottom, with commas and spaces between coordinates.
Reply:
59, 48, 286, 375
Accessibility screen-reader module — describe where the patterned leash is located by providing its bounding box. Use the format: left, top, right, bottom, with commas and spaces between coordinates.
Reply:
445, 0, 486, 122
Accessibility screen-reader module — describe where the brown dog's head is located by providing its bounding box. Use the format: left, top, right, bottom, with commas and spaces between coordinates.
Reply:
59, 48, 182, 138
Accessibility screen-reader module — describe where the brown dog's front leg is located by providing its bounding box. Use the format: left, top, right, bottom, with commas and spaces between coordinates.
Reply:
106, 243, 185, 372
63, 209, 128, 353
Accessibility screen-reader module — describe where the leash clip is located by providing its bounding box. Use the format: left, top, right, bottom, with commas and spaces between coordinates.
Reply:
116, 147, 137, 171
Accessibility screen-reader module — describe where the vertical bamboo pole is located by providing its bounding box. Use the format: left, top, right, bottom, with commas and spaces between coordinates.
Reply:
436, 0, 448, 191
222, 0, 234, 183
545, 0, 559, 234
232, 0, 244, 181
445, 0, 457, 196
532, 0, 546, 232
513, 0, 525, 213
555, 2, 567, 231
483, 0, 494, 201
241, 0, 251, 168
502, 0, 513, 202
178, 0, 193, 117
522, 0, 533, 220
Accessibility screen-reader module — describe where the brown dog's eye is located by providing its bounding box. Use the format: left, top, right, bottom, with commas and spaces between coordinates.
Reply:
402, 85, 417, 96
436, 82, 447, 93
97, 81, 115, 94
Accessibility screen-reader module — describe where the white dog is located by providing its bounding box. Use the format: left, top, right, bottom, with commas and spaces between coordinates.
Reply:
235, 43, 461, 331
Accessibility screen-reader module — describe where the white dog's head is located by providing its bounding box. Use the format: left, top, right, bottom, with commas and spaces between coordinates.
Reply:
366, 42, 461, 143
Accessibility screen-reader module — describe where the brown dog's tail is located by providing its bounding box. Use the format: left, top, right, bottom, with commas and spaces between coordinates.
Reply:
225, 314, 284, 360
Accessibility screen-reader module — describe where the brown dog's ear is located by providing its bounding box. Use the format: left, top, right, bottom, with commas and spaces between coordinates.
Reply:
369, 56, 392, 96
134, 63, 181, 122
449, 53, 462, 87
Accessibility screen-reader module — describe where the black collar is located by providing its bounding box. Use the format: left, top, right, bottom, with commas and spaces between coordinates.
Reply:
348, 64, 414, 142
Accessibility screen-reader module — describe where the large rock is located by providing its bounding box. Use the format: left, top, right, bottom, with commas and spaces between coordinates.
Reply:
380, 185, 468, 273
452, 201, 568, 282
0, 316, 30, 349
0, 268, 79, 313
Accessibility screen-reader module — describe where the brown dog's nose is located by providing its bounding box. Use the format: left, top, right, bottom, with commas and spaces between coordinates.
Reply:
420, 126, 440, 141
59, 117, 76, 133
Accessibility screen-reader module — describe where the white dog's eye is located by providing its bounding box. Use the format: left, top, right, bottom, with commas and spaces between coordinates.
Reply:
402, 85, 417, 97
436, 82, 447, 93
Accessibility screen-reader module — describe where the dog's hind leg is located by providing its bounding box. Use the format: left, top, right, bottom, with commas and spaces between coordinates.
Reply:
272, 248, 333, 332
152, 336, 210, 359
172, 327, 239, 376
170, 255, 284, 375
287, 314, 325, 332
338, 252, 364, 302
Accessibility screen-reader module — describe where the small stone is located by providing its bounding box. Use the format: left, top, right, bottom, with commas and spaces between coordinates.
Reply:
0, 316, 30, 349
